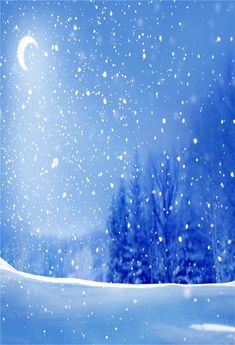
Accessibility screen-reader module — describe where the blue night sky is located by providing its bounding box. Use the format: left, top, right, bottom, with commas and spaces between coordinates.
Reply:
1, 1, 235, 237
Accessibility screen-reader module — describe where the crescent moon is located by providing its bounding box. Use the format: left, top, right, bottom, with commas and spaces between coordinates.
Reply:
17, 36, 38, 71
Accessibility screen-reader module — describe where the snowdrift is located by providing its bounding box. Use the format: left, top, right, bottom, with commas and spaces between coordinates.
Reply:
1, 259, 235, 345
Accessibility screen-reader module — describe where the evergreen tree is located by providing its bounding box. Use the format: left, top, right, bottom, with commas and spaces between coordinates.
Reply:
128, 153, 151, 283
107, 180, 132, 283
174, 193, 215, 284
107, 196, 120, 282
145, 160, 166, 283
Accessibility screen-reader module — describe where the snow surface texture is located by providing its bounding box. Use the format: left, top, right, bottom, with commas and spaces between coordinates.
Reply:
1, 259, 235, 345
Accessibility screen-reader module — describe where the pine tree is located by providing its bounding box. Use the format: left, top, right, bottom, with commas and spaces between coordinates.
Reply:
107, 196, 120, 282
128, 153, 151, 283
107, 180, 132, 283
174, 194, 215, 284
145, 161, 165, 283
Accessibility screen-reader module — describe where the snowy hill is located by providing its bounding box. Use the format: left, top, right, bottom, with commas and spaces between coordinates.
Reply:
0, 257, 17, 271
1, 259, 235, 345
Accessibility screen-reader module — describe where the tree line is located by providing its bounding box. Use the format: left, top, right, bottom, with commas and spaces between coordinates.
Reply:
107, 64, 235, 284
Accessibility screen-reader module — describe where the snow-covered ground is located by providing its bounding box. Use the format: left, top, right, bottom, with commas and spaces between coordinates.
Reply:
1, 258, 235, 345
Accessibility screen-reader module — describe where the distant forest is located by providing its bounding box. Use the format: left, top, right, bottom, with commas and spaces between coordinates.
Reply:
1, 64, 235, 284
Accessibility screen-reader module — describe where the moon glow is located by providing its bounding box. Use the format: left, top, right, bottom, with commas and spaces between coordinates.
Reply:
17, 36, 38, 71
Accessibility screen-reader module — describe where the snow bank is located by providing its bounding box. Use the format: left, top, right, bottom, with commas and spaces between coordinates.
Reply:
1, 259, 235, 344
0, 257, 17, 271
